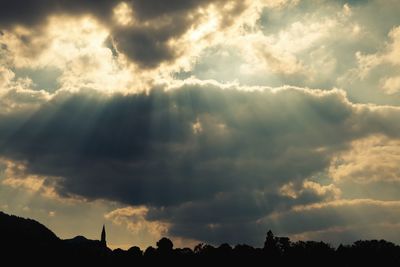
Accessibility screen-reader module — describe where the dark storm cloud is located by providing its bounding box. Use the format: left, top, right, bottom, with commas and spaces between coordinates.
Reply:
112, 22, 186, 68
0, 0, 237, 26
0, 0, 117, 27
1, 84, 400, 244
110, 0, 248, 68
0, 0, 247, 68
0, 86, 355, 205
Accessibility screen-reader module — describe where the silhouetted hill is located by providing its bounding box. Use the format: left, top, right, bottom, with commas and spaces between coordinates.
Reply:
0, 211, 109, 264
63, 234, 111, 262
0, 211, 60, 247
64, 235, 103, 246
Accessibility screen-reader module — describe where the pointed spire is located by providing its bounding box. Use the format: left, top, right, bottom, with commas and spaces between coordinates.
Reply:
101, 224, 107, 247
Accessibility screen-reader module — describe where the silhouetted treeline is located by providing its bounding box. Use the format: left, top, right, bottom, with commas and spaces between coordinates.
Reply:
1, 212, 400, 266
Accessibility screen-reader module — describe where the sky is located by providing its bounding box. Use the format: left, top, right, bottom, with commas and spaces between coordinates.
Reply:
1, 0, 400, 249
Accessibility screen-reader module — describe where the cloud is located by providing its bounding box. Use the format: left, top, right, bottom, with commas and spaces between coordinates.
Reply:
105, 206, 169, 245
279, 180, 341, 201
0, 81, 400, 244
329, 135, 400, 184
0, 16, 135, 94
348, 24, 400, 99
0, 66, 14, 87
381, 75, 400, 95
187, 0, 369, 90
356, 26, 400, 77
0, 0, 116, 27
0, 66, 51, 114
176, 0, 400, 107
0, 0, 255, 69
262, 198, 400, 244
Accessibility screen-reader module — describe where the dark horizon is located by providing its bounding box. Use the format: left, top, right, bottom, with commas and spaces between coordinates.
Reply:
2, 210, 400, 266
6, 210, 400, 250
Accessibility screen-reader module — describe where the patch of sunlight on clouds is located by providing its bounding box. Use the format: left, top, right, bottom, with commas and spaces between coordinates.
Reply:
1, 16, 134, 94
329, 135, 400, 184
113, 2, 134, 26
105, 206, 169, 242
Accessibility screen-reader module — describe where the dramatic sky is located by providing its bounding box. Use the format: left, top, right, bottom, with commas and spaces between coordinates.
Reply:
1, 0, 400, 249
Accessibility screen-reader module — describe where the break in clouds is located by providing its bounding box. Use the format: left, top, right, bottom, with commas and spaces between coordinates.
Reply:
1, 0, 400, 247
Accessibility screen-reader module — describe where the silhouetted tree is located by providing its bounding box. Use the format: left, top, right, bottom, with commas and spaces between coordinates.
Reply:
128, 246, 142, 257
263, 229, 280, 258
218, 243, 233, 257
276, 236, 291, 253
195, 243, 216, 258
156, 237, 174, 253
264, 230, 277, 249
175, 247, 194, 256
194, 243, 205, 254
144, 246, 157, 257
234, 244, 259, 259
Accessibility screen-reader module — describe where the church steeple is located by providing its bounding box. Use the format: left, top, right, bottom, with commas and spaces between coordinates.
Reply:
101, 224, 106, 247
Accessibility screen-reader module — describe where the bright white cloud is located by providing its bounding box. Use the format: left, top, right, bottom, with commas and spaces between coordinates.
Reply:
279, 180, 341, 200
381, 75, 400, 94
0, 66, 14, 88
330, 135, 400, 184
1, 16, 134, 93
